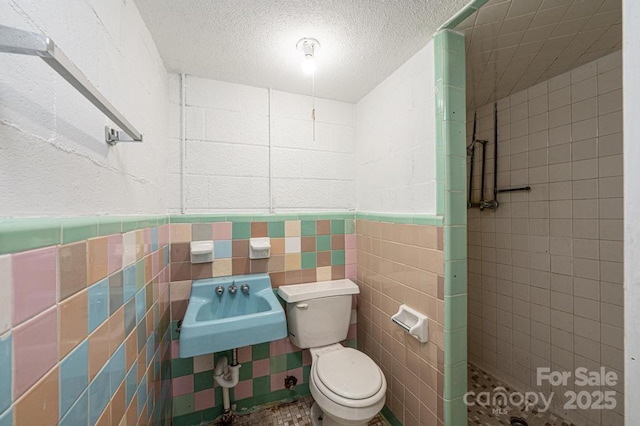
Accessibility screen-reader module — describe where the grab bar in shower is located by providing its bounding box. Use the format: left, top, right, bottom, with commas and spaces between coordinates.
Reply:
0, 25, 142, 144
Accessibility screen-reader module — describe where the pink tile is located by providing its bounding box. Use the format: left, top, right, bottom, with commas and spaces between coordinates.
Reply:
234, 380, 253, 400
13, 307, 57, 399
302, 350, 312, 366
270, 337, 297, 356
172, 374, 194, 397
108, 234, 123, 275
270, 371, 287, 391
12, 247, 57, 326
194, 388, 215, 411
346, 264, 356, 280
171, 341, 180, 359
252, 359, 270, 378
345, 249, 356, 265
237, 346, 252, 363
345, 234, 356, 250
212, 222, 232, 241
159, 225, 170, 247
144, 229, 152, 255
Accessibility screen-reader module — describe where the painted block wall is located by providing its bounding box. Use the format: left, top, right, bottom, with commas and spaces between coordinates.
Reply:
624, 0, 640, 421
0, 219, 173, 426
166, 76, 356, 213
165, 215, 357, 424
0, 0, 170, 217
355, 41, 437, 215
467, 51, 624, 425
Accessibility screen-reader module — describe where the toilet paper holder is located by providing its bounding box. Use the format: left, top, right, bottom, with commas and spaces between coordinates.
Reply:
391, 304, 428, 343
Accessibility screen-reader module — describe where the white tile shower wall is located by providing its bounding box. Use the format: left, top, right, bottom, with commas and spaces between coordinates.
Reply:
0, 0, 170, 216
467, 51, 624, 426
167, 76, 357, 212
355, 41, 437, 214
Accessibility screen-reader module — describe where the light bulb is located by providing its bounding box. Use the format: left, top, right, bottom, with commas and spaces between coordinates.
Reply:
301, 54, 316, 74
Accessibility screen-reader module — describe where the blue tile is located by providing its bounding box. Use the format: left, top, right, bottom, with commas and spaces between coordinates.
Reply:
214, 240, 232, 259
151, 228, 159, 252
87, 279, 109, 334
59, 389, 88, 426
0, 407, 12, 426
163, 246, 169, 266
59, 339, 89, 418
123, 264, 136, 302
110, 343, 126, 396
124, 298, 136, 336
89, 363, 110, 426
135, 290, 146, 324
0, 333, 12, 415
137, 374, 147, 416
125, 361, 137, 407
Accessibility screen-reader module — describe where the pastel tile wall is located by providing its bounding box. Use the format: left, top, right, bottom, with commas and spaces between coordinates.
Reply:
356, 219, 445, 426
0, 218, 173, 426
167, 215, 357, 424
467, 50, 624, 425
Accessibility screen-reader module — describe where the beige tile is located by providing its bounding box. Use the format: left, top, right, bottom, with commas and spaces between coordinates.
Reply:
87, 237, 109, 285
59, 289, 88, 359
14, 366, 58, 425
212, 259, 232, 277
89, 321, 110, 380
284, 220, 301, 237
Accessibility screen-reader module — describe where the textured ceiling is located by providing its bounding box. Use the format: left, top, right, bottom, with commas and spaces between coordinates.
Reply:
134, 0, 469, 103
459, 0, 622, 109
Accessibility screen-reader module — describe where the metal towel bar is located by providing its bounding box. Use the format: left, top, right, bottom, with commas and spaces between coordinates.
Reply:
0, 24, 142, 144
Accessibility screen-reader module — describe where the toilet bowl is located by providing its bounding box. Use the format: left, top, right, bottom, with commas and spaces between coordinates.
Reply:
277, 279, 387, 426
308, 344, 386, 426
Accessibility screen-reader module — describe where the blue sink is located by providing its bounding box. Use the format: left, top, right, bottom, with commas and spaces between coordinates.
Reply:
179, 273, 287, 358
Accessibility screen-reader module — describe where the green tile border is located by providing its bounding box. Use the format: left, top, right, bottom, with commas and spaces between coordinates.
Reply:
435, 28, 469, 425
355, 212, 443, 226
380, 405, 402, 426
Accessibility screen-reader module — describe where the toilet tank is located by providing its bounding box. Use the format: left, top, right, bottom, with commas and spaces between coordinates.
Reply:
277, 279, 359, 349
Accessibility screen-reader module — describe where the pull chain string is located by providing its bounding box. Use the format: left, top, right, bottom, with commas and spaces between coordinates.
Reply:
311, 70, 316, 142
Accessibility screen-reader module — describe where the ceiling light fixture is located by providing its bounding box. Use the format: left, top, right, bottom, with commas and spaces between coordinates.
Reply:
296, 38, 321, 142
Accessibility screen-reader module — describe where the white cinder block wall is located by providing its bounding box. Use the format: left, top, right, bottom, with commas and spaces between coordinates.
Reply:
355, 41, 437, 214
467, 51, 624, 425
0, 0, 169, 216
167, 75, 356, 212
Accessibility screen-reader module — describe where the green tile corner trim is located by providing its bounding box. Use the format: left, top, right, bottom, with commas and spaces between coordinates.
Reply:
438, 0, 489, 30
380, 405, 403, 426
435, 27, 469, 426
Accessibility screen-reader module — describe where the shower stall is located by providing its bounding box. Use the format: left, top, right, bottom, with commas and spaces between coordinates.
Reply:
457, 1, 624, 425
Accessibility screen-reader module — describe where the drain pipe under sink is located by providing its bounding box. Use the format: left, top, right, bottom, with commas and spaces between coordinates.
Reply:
214, 348, 241, 420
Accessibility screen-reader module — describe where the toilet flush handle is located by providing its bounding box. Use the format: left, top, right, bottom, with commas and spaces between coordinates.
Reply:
296, 303, 309, 309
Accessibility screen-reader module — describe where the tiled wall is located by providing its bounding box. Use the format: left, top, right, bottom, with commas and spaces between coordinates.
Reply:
0, 220, 173, 426
167, 76, 357, 212
467, 50, 624, 425
166, 215, 357, 424
356, 219, 445, 426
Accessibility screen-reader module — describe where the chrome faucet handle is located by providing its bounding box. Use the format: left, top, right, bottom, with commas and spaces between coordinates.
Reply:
228, 283, 238, 294
240, 284, 250, 294
215, 285, 224, 296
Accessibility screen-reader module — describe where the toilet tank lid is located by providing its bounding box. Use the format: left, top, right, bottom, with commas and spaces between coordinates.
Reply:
277, 279, 359, 303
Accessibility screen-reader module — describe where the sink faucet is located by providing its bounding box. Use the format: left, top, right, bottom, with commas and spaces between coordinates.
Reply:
228, 282, 238, 294
241, 284, 250, 294
215, 285, 224, 296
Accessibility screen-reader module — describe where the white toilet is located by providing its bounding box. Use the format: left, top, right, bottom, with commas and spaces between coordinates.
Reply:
278, 279, 386, 426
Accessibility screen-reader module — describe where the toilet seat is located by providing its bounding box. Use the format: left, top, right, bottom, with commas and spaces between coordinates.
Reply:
311, 347, 386, 409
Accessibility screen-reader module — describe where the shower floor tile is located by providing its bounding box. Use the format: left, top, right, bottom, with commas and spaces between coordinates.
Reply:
467, 363, 575, 426
209, 396, 386, 426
